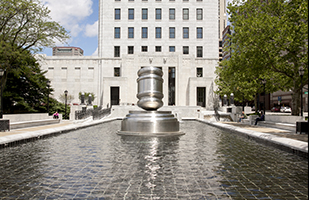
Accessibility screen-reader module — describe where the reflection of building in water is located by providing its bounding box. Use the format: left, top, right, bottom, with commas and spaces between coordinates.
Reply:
39, 0, 226, 109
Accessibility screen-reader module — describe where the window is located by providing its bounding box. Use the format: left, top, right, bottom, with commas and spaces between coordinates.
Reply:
142, 8, 148, 19
115, 9, 121, 20
114, 46, 120, 57
197, 68, 203, 77
114, 27, 120, 38
183, 8, 189, 20
156, 27, 161, 38
142, 46, 148, 52
183, 27, 189, 38
197, 27, 203, 38
169, 46, 175, 52
156, 8, 161, 20
142, 27, 148, 38
169, 27, 175, 38
114, 67, 120, 77
128, 8, 134, 19
183, 46, 189, 54
128, 27, 134, 38
196, 8, 203, 20
169, 8, 175, 20
128, 46, 134, 54
197, 46, 203, 57
155, 46, 161, 52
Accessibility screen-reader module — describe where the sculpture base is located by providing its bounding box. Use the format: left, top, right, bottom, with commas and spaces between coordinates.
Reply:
118, 111, 184, 136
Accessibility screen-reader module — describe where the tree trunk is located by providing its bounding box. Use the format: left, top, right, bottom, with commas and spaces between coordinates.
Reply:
291, 79, 301, 116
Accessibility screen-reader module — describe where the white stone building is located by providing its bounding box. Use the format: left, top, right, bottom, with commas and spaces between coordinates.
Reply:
40, 0, 222, 109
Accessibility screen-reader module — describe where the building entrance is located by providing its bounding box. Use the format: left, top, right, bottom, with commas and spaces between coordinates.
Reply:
197, 87, 206, 107
111, 87, 119, 105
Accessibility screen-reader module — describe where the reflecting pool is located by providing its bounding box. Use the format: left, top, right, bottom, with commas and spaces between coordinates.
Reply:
0, 121, 307, 199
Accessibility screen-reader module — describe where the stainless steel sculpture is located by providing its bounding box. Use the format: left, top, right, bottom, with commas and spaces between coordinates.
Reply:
119, 67, 183, 136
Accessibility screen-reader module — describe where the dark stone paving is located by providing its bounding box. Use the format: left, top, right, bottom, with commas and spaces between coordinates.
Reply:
0, 121, 307, 199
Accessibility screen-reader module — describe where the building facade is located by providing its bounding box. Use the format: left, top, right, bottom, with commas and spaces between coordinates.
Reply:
40, 0, 220, 109
52, 47, 84, 56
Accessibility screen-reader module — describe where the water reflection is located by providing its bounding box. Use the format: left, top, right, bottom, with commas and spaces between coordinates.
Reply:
0, 121, 307, 199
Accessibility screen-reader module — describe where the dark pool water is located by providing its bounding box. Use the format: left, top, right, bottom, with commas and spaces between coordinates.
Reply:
0, 121, 307, 199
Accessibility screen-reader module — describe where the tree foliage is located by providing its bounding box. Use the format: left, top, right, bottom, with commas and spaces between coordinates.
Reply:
216, 0, 308, 115
0, 0, 70, 114
3, 50, 49, 113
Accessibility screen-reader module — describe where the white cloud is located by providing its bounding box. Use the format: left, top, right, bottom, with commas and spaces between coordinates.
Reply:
92, 48, 98, 56
85, 21, 98, 37
42, 0, 93, 37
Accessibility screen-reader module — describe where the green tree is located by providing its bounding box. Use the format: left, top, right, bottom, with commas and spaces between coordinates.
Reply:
0, 0, 69, 93
3, 50, 51, 113
216, 0, 308, 115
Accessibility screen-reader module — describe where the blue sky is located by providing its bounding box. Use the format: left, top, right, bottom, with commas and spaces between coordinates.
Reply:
41, 0, 99, 56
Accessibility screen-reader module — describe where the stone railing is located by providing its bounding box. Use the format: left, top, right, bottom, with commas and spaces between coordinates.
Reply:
75, 107, 111, 120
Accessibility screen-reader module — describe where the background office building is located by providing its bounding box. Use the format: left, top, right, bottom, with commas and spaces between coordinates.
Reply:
52, 47, 84, 56
40, 0, 223, 109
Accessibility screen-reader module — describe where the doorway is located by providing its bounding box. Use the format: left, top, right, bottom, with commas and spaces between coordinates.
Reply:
197, 87, 206, 107
111, 87, 120, 106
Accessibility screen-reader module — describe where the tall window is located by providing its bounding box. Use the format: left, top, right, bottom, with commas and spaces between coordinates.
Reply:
128, 8, 134, 19
142, 27, 148, 38
114, 27, 120, 38
183, 27, 189, 38
197, 27, 203, 38
114, 67, 120, 77
156, 8, 162, 20
183, 8, 189, 20
197, 46, 203, 57
169, 27, 175, 38
196, 8, 203, 20
115, 9, 121, 20
183, 46, 189, 54
128, 46, 134, 54
197, 68, 203, 77
114, 46, 120, 57
142, 8, 148, 19
156, 27, 161, 38
169, 8, 175, 20
128, 27, 134, 38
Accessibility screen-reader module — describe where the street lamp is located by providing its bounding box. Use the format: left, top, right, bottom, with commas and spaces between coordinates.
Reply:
0, 68, 4, 119
230, 93, 234, 105
262, 79, 266, 115
88, 94, 92, 106
223, 94, 227, 106
299, 66, 304, 117
81, 92, 85, 105
64, 90, 68, 119
47, 80, 50, 115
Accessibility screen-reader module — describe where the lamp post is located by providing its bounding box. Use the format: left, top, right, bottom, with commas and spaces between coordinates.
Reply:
47, 80, 50, 115
223, 94, 227, 106
262, 79, 266, 115
64, 90, 68, 119
230, 93, 234, 106
81, 92, 85, 105
299, 66, 304, 117
88, 94, 92, 106
0, 69, 4, 119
